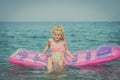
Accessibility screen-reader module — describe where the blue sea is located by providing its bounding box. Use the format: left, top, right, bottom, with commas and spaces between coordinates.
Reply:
0, 22, 120, 80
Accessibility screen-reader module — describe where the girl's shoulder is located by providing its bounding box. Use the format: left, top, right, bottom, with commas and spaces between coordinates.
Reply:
48, 38, 53, 42
61, 40, 66, 45
63, 39, 68, 46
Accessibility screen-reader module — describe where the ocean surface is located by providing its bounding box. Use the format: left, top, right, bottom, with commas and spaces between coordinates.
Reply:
0, 22, 120, 80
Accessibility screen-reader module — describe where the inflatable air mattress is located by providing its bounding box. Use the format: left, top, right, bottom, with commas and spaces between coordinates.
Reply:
9, 45, 120, 67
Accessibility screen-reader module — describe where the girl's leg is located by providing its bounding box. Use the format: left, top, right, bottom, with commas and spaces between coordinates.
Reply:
58, 60, 64, 72
47, 57, 53, 72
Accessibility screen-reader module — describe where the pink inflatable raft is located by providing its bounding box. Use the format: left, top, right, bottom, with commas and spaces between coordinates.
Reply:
9, 45, 120, 67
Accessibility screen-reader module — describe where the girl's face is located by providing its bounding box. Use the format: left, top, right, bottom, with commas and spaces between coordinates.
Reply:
53, 31, 62, 41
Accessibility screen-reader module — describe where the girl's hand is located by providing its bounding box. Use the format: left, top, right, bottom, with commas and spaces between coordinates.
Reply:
71, 55, 75, 59
69, 54, 75, 59
39, 52, 45, 56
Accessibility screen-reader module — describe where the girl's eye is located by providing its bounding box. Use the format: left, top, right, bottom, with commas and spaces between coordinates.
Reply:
54, 34, 60, 36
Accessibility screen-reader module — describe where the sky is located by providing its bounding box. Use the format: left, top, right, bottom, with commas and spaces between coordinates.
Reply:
0, 0, 120, 22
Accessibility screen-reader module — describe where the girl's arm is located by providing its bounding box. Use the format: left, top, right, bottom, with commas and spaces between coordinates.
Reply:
40, 39, 50, 55
64, 42, 75, 59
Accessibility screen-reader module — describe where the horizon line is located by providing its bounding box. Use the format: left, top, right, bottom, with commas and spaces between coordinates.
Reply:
0, 21, 120, 23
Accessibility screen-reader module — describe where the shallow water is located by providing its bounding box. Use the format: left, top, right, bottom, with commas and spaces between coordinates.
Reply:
1, 64, 120, 80
0, 22, 120, 80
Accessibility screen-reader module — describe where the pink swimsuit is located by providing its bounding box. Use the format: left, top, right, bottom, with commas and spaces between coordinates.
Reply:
50, 45, 65, 53
50, 45, 65, 61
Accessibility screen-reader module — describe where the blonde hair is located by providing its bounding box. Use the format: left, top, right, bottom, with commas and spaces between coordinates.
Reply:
52, 25, 65, 40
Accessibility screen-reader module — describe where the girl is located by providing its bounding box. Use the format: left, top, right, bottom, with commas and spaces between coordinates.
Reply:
40, 25, 75, 74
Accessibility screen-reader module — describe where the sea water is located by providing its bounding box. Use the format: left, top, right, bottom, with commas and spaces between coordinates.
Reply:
0, 22, 120, 80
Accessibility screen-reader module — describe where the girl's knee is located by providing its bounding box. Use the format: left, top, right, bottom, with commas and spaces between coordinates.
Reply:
48, 57, 52, 60
48, 57, 52, 63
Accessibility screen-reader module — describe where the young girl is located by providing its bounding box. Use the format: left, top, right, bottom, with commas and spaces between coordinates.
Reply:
40, 25, 75, 74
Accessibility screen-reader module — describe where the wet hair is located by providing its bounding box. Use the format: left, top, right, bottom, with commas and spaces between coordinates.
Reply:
52, 25, 65, 40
